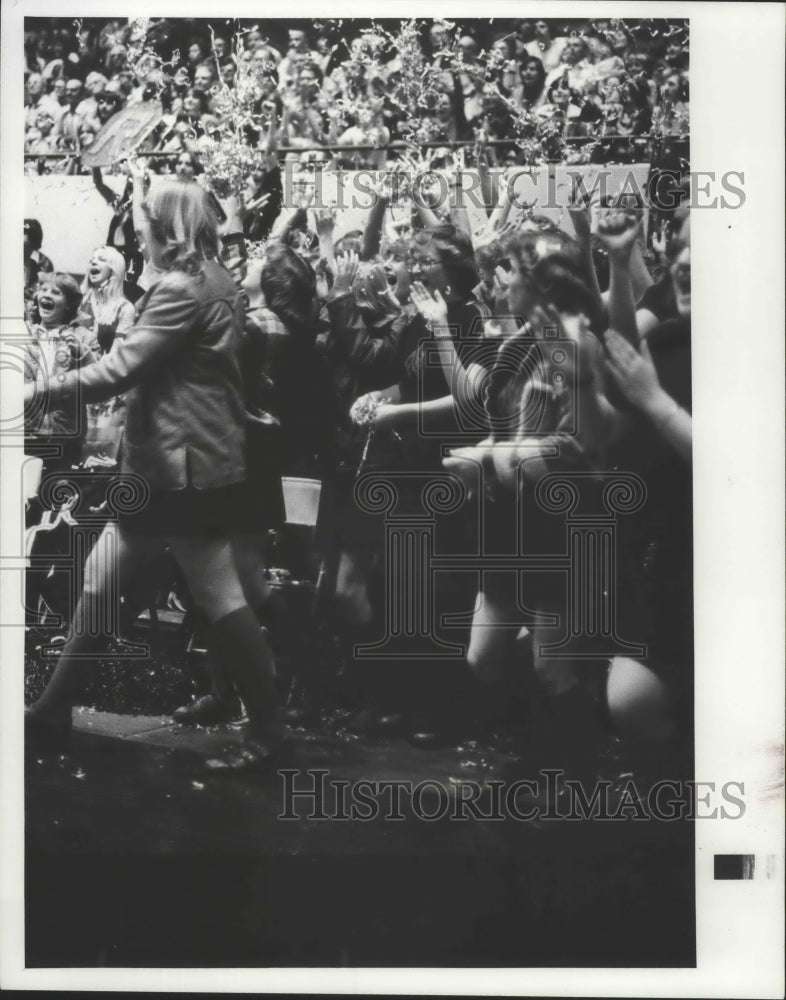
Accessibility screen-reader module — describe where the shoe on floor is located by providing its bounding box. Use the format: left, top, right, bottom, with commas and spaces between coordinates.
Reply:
172, 693, 242, 726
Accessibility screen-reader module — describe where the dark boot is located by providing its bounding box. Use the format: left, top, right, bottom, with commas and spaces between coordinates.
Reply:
173, 649, 242, 725
202, 606, 288, 773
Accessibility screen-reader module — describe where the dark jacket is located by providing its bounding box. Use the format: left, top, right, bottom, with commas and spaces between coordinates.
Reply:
48, 259, 246, 491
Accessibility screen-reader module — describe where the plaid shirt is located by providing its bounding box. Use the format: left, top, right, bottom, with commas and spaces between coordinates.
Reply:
244, 306, 289, 417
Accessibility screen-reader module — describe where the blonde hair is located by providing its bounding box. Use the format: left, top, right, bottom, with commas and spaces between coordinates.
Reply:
142, 181, 220, 276
80, 245, 128, 326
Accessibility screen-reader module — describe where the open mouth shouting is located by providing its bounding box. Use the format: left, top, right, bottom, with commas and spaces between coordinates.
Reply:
37, 292, 56, 317
36, 285, 67, 326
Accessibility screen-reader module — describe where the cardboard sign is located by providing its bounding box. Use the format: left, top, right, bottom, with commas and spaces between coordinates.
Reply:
80, 101, 164, 169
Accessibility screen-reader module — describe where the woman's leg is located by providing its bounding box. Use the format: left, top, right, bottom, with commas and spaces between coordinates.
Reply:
29, 522, 161, 724
606, 657, 675, 743
170, 533, 262, 725
525, 618, 607, 774
232, 532, 273, 612
467, 580, 521, 684
461, 581, 536, 736
167, 534, 284, 744
333, 550, 374, 627
232, 532, 310, 708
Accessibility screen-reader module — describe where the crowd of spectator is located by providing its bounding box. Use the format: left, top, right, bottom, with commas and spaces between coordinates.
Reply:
24, 17, 689, 176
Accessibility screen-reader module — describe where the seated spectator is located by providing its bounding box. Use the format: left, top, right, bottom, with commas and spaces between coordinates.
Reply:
547, 33, 596, 93
104, 44, 129, 77
54, 78, 86, 151
159, 87, 210, 150
215, 56, 238, 89
212, 35, 230, 61
278, 27, 319, 90
186, 36, 209, 70
653, 71, 689, 135
26, 109, 58, 155
537, 74, 582, 123
94, 87, 124, 127
519, 55, 548, 110
75, 71, 109, 121
24, 72, 47, 127
76, 117, 100, 155
193, 61, 217, 95
525, 19, 568, 73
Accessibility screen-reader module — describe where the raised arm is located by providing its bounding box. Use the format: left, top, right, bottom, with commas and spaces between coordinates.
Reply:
91, 166, 118, 207
596, 210, 642, 345
402, 151, 444, 230
474, 132, 499, 215
361, 175, 391, 261
122, 158, 152, 262
567, 198, 604, 308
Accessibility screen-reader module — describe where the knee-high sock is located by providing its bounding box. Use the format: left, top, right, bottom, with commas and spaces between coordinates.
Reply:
208, 606, 284, 740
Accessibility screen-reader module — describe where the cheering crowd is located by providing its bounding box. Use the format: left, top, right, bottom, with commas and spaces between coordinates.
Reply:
24, 17, 689, 173
23, 19, 692, 780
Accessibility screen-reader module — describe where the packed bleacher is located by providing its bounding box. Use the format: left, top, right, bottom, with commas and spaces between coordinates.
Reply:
24, 16, 689, 175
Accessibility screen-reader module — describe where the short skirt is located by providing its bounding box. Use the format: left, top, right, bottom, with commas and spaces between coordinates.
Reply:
118, 478, 284, 537
119, 416, 286, 537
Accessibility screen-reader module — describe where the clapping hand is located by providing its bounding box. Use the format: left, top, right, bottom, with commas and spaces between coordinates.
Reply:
603, 329, 664, 412
411, 281, 450, 331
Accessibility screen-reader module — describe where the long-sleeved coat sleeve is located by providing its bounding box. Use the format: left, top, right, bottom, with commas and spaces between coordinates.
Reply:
46, 275, 199, 405
326, 293, 404, 376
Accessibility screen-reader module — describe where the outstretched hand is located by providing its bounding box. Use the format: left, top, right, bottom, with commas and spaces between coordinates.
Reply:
442, 444, 491, 491
333, 251, 359, 296
567, 197, 593, 242
314, 206, 336, 235
474, 219, 516, 250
